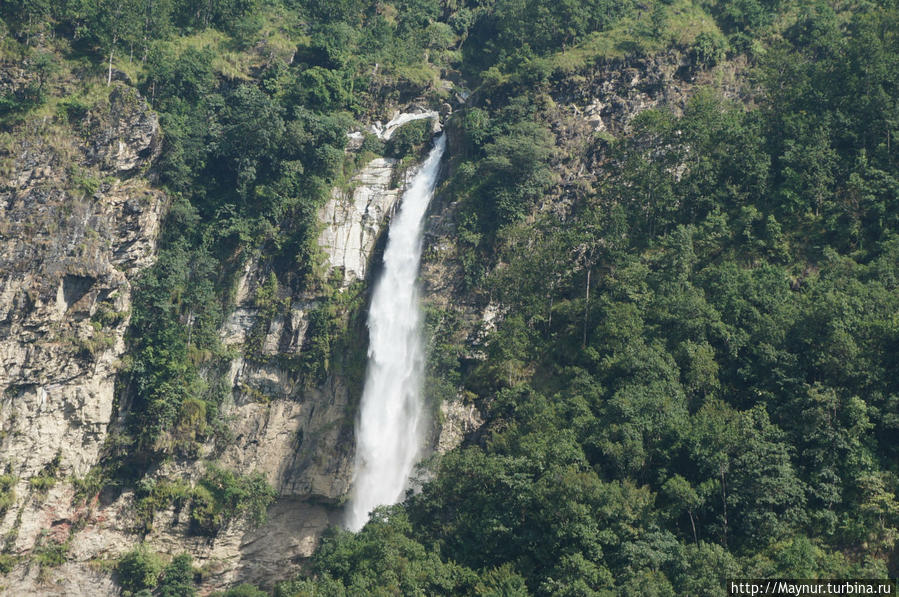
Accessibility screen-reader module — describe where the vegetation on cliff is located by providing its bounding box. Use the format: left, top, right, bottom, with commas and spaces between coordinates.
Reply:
3, 0, 899, 594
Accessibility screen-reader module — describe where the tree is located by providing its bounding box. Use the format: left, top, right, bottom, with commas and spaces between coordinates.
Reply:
479, 120, 556, 227
84, 0, 142, 85
116, 545, 163, 593
212, 84, 285, 199
662, 475, 702, 543
157, 553, 196, 597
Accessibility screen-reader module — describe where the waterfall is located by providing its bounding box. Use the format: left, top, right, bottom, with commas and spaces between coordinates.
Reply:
344, 134, 446, 532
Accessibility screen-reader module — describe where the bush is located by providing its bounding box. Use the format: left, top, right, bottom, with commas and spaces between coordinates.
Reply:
134, 478, 193, 533
358, 132, 385, 155
385, 118, 433, 159
116, 545, 164, 593
189, 466, 276, 536
57, 96, 90, 123
29, 452, 60, 495
188, 484, 221, 535
691, 31, 727, 68
0, 553, 17, 574
33, 539, 69, 569
215, 584, 268, 597
157, 553, 197, 597
0, 475, 15, 515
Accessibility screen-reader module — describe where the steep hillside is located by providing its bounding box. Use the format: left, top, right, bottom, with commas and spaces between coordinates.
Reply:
1, 0, 899, 595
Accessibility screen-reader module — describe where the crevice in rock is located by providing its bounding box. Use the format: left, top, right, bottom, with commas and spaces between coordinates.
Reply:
61, 274, 95, 311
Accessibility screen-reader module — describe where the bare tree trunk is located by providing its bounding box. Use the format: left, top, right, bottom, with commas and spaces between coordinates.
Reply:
107, 36, 117, 86
547, 289, 554, 338
689, 509, 697, 543
721, 466, 728, 548
582, 268, 591, 347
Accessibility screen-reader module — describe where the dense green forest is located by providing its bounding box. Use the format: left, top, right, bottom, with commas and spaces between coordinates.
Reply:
3, 0, 899, 594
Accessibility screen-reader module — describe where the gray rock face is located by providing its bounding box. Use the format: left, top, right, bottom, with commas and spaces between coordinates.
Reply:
0, 146, 163, 481
318, 157, 402, 284
83, 85, 162, 173
436, 399, 484, 454
0, 84, 165, 590
552, 53, 699, 134
320, 113, 441, 284
214, 262, 356, 506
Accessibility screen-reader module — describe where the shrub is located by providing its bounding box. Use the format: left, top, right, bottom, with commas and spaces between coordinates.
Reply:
116, 545, 164, 593
691, 31, 727, 68
216, 584, 268, 597
0, 553, 17, 574
385, 118, 433, 159
33, 535, 69, 569
57, 96, 91, 123
29, 452, 61, 495
0, 475, 15, 515
157, 553, 197, 597
189, 466, 276, 536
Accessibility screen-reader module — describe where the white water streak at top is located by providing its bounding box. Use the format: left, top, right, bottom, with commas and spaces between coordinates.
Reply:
344, 134, 446, 531
373, 111, 439, 140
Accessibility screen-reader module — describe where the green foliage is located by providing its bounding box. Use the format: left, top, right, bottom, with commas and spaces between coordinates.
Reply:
213, 84, 285, 198
116, 545, 164, 594
134, 478, 193, 533
157, 553, 198, 597
215, 584, 268, 597
283, 279, 367, 388
298, 304, 336, 385
72, 468, 105, 504
286, 507, 479, 596
32, 539, 69, 569
254, 272, 286, 320
446, 101, 558, 286
0, 475, 15, 516
28, 452, 60, 495
131, 466, 274, 537
189, 466, 276, 535
385, 118, 433, 159
462, 0, 635, 73
479, 120, 556, 227
475, 563, 530, 596
0, 553, 18, 574
0, 48, 58, 122
690, 30, 727, 67
358, 132, 385, 155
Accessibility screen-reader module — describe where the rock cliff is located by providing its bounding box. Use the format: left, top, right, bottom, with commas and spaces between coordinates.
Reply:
319, 109, 441, 285
317, 157, 402, 284
0, 82, 166, 593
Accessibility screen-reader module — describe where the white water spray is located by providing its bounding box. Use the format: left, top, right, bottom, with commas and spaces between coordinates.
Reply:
345, 134, 446, 531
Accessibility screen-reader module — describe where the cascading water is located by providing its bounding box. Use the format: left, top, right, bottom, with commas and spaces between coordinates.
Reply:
344, 133, 446, 532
